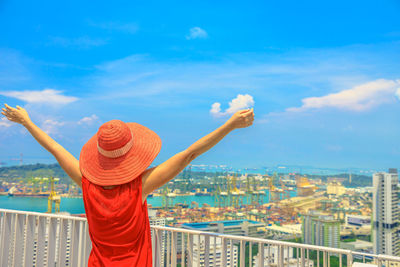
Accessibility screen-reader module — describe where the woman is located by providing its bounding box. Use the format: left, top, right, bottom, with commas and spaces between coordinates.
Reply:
1, 103, 254, 266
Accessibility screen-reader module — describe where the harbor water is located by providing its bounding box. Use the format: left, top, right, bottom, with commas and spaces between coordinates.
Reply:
0, 190, 297, 214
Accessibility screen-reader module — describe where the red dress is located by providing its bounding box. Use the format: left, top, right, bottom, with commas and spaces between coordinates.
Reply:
81, 175, 152, 267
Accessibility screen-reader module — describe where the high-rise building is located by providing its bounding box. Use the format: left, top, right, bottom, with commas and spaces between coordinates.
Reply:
252, 246, 313, 267
181, 220, 264, 237
148, 209, 166, 264
190, 236, 238, 267
302, 210, 340, 248
372, 169, 400, 256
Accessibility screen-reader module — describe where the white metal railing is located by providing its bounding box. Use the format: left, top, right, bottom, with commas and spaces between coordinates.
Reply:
0, 208, 90, 267
2, 208, 400, 267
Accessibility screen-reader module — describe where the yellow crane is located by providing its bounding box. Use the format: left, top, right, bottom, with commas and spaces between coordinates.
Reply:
268, 173, 281, 202
47, 177, 60, 213
228, 173, 244, 208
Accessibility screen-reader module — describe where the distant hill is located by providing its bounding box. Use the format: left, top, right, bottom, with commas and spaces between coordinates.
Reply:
0, 163, 71, 184
307, 173, 372, 187
0, 163, 374, 188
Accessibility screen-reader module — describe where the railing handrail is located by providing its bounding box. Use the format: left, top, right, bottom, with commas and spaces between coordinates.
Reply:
0, 207, 87, 221
153, 225, 351, 253
152, 225, 400, 262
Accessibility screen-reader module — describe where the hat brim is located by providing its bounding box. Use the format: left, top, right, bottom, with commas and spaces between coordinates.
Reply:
79, 122, 162, 186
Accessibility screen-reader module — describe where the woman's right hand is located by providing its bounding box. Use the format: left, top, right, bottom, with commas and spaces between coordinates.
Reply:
1, 104, 32, 126
225, 108, 254, 129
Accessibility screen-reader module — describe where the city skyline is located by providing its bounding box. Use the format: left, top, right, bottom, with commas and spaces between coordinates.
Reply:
1, 0, 400, 169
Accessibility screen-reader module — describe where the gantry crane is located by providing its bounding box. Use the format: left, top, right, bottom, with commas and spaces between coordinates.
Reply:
47, 177, 60, 213
162, 186, 176, 210
268, 172, 284, 202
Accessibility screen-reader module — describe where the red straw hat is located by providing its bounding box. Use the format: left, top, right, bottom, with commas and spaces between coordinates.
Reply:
79, 120, 162, 186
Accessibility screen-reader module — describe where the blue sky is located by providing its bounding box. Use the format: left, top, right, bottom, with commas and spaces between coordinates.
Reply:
0, 0, 400, 170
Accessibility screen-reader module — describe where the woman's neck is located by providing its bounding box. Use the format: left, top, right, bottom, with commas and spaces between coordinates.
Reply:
102, 185, 116, 189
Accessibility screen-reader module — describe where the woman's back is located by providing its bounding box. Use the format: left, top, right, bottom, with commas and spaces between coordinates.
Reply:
82, 175, 152, 267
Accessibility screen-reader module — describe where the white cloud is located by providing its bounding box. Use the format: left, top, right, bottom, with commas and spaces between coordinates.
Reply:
78, 114, 99, 125
210, 103, 221, 114
0, 89, 78, 104
0, 117, 12, 128
186, 27, 208, 40
41, 119, 65, 135
396, 88, 400, 100
287, 79, 400, 112
210, 94, 254, 117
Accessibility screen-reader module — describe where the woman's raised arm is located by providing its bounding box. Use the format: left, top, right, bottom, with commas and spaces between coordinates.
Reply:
1, 104, 82, 188
141, 108, 254, 201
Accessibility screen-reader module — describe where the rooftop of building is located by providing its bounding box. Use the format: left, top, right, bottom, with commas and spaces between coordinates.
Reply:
181, 219, 262, 229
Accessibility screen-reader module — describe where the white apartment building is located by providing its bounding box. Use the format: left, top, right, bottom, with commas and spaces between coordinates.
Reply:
372, 169, 400, 256
149, 209, 166, 264
252, 246, 313, 267
190, 236, 238, 267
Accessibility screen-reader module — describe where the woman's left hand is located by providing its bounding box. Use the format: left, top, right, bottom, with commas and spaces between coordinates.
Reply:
1, 104, 32, 126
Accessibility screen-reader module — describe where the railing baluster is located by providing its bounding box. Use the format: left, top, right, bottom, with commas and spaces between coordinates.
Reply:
154, 229, 160, 267
84, 221, 92, 266
36, 216, 47, 267
347, 252, 353, 267
317, 250, 320, 267
151, 228, 155, 266
328, 252, 330, 267
213, 236, 216, 267
221, 237, 226, 267
188, 233, 193, 267
1, 213, 14, 266
58, 218, 69, 266
240, 240, 245, 267
278, 245, 283, 267
197, 234, 201, 267
339, 253, 342, 267
182, 232, 186, 267
8, 213, 17, 266
258, 242, 264, 267
77, 219, 84, 266
47, 217, 58, 266
166, 230, 171, 267
204, 234, 210, 267
24, 215, 35, 267
323, 251, 327, 267
0, 211, 6, 266
171, 231, 177, 267
70, 219, 83, 267
301, 247, 305, 267
13, 213, 25, 267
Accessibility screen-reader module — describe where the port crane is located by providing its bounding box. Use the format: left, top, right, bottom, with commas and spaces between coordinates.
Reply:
212, 172, 225, 208
268, 172, 282, 202
161, 186, 175, 210
47, 177, 60, 213
228, 172, 244, 208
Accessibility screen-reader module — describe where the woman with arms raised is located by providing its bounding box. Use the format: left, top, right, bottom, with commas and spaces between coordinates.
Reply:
1, 103, 254, 267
